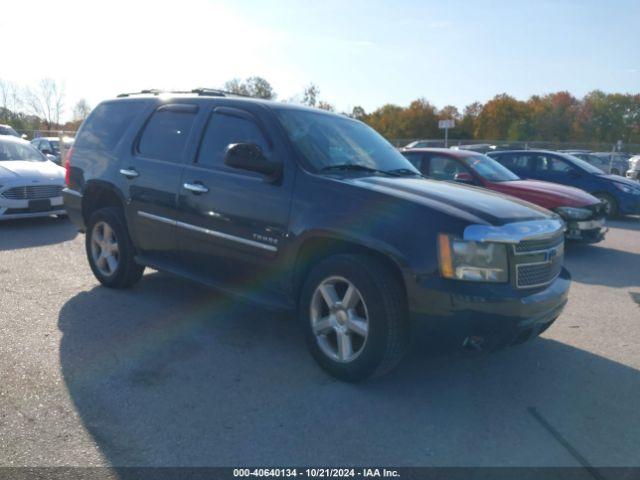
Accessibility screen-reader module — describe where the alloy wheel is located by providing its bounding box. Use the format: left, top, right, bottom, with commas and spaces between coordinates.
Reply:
90, 221, 120, 276
310, 276, 369, 363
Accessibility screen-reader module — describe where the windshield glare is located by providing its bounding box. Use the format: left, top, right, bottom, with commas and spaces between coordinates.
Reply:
0, 141, 46, 162
275, 109, 419, 175
465, 154, 520, 182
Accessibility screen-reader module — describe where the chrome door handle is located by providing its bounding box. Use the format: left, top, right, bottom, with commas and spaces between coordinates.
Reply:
183, 182, 209, 194
119, 168, 139, 179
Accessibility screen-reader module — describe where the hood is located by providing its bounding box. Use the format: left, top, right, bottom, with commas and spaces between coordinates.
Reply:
486, 179, 599, 208
0, 160, 65, 184
345, 176, 553, 226
600, 174, 640, 188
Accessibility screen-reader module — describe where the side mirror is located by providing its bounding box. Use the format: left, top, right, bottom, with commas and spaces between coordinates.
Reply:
224, 143, 280, 179
41, 148, 52, 155
46, 154, 58, 163
454, 172, 475, 184
21, 134, 28, 140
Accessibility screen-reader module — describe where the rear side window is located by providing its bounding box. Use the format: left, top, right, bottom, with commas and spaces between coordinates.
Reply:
75, 101, 142, 152
138, 107, 197, 162
197, 112, 269, 169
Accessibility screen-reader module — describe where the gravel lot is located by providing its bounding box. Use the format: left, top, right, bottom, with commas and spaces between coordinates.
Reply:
1, 216, 639, 468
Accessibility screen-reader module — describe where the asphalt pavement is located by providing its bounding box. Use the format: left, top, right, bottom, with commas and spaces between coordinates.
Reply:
1, 216, 639, 468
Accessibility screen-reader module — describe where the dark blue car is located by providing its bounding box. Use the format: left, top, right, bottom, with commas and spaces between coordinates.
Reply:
488, 150, 640, 217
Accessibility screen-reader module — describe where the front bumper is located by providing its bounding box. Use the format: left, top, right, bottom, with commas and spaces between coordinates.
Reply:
0, 195, 65, 220
407, 268, 571, 350
565, 217, 607, 243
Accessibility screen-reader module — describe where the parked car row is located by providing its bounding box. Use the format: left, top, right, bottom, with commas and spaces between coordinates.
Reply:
399, 148, 608, 242
30, 136, 75, 165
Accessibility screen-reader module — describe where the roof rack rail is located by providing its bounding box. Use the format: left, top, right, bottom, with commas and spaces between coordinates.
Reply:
116, 88, 254, 99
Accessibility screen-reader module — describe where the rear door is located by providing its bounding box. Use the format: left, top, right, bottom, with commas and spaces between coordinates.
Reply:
123, 103, 200, 263
176, 105, 294, 300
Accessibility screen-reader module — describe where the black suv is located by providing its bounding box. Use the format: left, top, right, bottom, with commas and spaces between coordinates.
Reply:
63, 90, 570, 381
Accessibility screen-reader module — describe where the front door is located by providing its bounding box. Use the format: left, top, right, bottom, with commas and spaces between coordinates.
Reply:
176, 106, 294, 301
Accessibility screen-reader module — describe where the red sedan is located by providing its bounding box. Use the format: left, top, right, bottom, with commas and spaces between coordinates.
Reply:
401, 148, 606, 243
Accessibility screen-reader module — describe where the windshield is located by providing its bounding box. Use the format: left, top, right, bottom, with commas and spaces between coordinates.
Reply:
0, 126, 20, 137
0, 140, 46, 162
562, 153, 606, 174
275, 109, 419, 175
464, 153, 520, 182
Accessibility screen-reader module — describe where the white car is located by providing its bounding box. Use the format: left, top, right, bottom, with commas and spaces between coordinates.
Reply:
627, 155, 640, 182
0, 135, 66, 220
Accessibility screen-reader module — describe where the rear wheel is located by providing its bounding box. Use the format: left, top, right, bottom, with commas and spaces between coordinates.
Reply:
594, 192, 618, 218
86, 207, 144, 288
299, 254, 409, 382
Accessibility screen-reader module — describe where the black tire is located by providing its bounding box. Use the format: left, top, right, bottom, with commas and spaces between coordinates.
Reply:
85, 207, 144, 289
299, 254, 409, 382
594, 192, 618, 218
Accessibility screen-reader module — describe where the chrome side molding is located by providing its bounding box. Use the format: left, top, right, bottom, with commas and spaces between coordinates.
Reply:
137, 211, 277, 252
463, 219, 565, 244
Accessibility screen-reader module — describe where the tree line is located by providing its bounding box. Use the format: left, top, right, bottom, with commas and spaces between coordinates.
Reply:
2, 76, 639, 146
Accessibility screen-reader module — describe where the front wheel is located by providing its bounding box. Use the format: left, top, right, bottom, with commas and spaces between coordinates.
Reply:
594, 193, 618, 218
86, 207, 144, 289
299, 254, 409, 382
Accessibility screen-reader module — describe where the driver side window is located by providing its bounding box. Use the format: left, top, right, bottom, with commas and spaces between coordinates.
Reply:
197, 113, 270, 170
426, 155, 467, 180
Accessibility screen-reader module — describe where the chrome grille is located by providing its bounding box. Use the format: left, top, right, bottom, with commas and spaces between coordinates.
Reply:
513, 235, 564, 289
514, 232, 563, 253
1, 185, 63, 200
516, 257, 563, 288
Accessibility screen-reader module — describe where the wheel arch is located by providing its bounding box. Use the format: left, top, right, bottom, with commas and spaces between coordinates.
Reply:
81, 180, 127, 225
292, 234, 408, 307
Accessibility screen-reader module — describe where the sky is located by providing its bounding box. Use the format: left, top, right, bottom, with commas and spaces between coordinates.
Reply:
2, 0, 638, 120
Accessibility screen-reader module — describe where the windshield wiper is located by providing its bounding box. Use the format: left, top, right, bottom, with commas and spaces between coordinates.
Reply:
319, 164, 396, 176
386, 168, 425, 178
320, 164, 423, 178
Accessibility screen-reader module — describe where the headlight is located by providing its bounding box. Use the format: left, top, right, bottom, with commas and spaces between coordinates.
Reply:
555, 206, 592, 220
438, 234, 508, 283
614, 183, 640, 195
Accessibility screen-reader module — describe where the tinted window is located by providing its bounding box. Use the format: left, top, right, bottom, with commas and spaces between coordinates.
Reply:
138, 108, 197, 162
534, 154, 573, 172
494, 153, 532, 172
426, 155, 468, 180
197, 113, 269, 168
75, 101, 143, 152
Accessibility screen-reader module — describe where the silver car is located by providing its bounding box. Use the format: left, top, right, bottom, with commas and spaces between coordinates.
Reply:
0, 136, 66, 220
